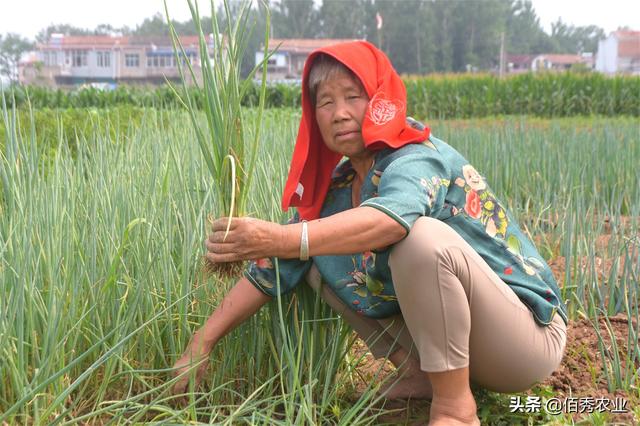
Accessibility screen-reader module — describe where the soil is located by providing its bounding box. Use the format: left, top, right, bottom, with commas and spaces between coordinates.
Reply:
540, 315, 638, 424
347, 219, 640, 425
348, 316, 638, 425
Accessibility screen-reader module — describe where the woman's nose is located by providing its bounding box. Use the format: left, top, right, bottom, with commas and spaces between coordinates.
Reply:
333, 100, 350, 121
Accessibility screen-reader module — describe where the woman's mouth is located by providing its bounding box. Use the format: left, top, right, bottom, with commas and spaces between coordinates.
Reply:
335, 130, 358, 140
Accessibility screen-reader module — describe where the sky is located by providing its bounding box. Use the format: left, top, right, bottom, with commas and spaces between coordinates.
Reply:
0, 0, 638, 41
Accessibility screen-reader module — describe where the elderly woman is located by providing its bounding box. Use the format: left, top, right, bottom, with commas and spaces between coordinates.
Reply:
173, 41, 567, 425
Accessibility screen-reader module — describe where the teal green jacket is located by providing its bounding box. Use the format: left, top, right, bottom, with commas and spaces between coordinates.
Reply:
245, 122, 568, 326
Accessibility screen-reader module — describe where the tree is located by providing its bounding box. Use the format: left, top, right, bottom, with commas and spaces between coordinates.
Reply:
450, 0, 508, 72
36, 23, 132, 43
371, 0, 431, 74
549, 19, 605, 54
36, 24, 93, 43
505, 0, 554, 55
135, 13, 173, 36
0, 33, 35, 83
318, 0, 375, 40
271, 0, 319, 38
95, 23, 131, 36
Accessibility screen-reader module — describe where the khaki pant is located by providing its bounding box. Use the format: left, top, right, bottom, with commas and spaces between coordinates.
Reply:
306, 217, 566, 393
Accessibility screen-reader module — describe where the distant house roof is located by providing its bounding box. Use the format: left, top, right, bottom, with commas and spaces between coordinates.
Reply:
128, 35, 204, 47
38, 35, 128, 48
613, 30, 640, 58
534, 54, 587, 65
266, 38, 362, 54
506, 54, 534, 66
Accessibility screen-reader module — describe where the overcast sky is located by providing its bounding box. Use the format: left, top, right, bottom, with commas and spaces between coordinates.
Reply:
0, 0, 638, 41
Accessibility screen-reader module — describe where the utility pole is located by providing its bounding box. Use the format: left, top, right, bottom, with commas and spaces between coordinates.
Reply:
499, 31, 505, 78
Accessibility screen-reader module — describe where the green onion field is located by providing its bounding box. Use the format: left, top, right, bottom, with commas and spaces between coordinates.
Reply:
0, 104, 638, 424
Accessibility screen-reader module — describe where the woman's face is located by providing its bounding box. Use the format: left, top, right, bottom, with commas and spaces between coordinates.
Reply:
314, 73, 370, 160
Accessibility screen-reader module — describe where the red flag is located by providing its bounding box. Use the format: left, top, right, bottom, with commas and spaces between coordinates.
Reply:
376, 12, 383, 30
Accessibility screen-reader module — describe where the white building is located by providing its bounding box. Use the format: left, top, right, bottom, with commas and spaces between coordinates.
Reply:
596, 30, 640, 75
18, 34, 212, 87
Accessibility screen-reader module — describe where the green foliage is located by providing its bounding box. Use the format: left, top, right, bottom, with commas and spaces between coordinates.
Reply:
404, 73, 640, 118
166, 0, 271, 220
272, 0, 319, 38
0, 105, 638, 422
0, 106, 170, 155
0, 33, 35, 83
550, 19, 606, 54
8, 72, 639, 118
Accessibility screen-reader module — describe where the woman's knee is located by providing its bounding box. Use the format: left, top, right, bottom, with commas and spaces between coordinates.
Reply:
389, 217, 451, 270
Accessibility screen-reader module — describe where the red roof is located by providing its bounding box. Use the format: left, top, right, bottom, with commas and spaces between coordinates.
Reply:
506, 55, 534, 65
128, 35, 203, 47
41, 35, 128, 48
266, 38, 362, 54
536, 54, 586, 65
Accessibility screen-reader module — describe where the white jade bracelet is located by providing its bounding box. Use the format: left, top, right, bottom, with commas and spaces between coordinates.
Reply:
299, 220, 309, 261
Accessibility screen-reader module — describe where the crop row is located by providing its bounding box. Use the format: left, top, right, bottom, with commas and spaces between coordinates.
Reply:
2, 72, 638, 117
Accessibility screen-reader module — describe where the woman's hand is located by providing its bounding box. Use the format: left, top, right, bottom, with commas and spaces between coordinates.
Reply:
172, 339, 210, 396
206, 217, 285, 263
171, 277, 271, 398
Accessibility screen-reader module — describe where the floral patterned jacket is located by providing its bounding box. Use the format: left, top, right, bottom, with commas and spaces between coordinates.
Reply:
244, 120, 568, 326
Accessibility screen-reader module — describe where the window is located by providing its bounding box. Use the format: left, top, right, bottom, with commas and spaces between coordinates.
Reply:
42, 51, 57, 66
71, 50, 88, 67
147, 55, 153, 68
125, 53, 139, 68
96, 51, 111, 67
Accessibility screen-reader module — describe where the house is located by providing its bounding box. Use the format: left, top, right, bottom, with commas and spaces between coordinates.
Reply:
506, 55, 534, 74
255, 38, 360, 82
506, 53, 592, 73
18, 34, 213, 87
596, 30, 640, 75
530, 54, 592, 72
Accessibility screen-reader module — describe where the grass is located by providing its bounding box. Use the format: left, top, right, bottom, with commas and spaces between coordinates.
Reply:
0, 106, 638, 424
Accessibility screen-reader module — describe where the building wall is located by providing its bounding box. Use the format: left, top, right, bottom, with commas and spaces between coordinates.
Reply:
255, 51, 293, 81
118, 48, 147, 79
596, 36, 618, 74
20, 39, 205, 87
618, 57, 640, 74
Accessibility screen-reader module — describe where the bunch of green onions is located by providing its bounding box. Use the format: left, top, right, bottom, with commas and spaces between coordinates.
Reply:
165, 0, 271, 276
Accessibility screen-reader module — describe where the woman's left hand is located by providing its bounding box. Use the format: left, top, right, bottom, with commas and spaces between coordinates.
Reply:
205, 217, 285, 263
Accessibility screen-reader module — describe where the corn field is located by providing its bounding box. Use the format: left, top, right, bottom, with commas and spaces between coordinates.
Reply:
3, 71, 639, 117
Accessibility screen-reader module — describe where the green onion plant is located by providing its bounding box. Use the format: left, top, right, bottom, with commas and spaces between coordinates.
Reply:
165, 0, 271, 277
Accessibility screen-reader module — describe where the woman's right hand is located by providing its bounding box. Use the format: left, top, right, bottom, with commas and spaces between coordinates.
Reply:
170, 277, 271, 397
172, 337, 211, 396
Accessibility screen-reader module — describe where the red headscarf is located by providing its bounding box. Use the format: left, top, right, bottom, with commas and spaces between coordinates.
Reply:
281, 40, 430, 220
